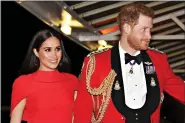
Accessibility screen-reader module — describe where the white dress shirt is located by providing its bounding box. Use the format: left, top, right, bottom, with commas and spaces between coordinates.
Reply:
118, 42, 147, 109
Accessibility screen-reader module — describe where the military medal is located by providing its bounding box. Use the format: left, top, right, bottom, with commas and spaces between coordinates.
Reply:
150, 77, 156, 87
146, 66, 155, 74
114, 81, 121, 90
129, 61, 136, 74
145, 61, 155, 74
144, 61, 152, 65
129, 67, 133, 74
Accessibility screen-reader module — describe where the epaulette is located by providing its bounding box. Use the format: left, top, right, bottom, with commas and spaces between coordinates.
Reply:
87, 48, 110, 57
148, 47, 164, 54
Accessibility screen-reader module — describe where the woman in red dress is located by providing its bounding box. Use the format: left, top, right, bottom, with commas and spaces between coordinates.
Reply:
10, 29, 79, 123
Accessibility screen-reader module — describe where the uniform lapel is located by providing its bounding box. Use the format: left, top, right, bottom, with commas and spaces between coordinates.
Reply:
111, 43, 128, 116
110, 48, 160, 117
141, 51, 160, 114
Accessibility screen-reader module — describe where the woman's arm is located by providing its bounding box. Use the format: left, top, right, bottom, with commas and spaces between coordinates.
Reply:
10, 98, 26, 123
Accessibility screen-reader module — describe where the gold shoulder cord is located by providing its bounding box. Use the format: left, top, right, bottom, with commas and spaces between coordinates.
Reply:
86, 55, 117, 123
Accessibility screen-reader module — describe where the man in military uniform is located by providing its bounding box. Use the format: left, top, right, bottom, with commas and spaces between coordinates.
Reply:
74, 2, 185, 123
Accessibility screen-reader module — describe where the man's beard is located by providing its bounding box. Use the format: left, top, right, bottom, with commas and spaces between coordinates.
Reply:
128, 35, 149, 50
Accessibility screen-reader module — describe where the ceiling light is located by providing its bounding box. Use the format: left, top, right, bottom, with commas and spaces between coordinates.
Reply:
60, 25, 71, 35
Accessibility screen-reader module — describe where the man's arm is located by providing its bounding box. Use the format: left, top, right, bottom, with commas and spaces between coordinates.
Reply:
163, 54, 185, 104
74, 57, 93, 123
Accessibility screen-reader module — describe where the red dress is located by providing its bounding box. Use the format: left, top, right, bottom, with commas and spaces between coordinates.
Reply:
11, 70, 79, 123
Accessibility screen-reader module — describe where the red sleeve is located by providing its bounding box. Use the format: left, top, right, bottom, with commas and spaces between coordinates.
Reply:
72, 75, 80, 91
10, 75, 28, 115
74, 57, 93, 123
163, 54, 185, 104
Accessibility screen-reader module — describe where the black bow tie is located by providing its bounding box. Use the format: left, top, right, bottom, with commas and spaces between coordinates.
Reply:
125, 53, 142, 65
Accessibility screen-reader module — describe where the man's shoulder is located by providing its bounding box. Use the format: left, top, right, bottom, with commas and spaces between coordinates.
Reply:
87, 48, 111, 58
147, 47, 164, 55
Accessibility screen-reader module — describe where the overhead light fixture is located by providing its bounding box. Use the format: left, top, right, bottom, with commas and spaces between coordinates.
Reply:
60, 10, 72, 35
69, 20, 83, 27
60, 25, 72, 35
60, 9, 84, 35
61, 10, 72, 26
61, 10, 83, 27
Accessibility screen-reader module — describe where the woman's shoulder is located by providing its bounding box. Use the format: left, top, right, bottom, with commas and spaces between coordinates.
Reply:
62, 73, 79, 90
13, 74, 33, 88
62, 73, 78, 80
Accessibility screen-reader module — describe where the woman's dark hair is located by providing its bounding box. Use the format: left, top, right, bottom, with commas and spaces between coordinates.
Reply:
19, 29, 71, 75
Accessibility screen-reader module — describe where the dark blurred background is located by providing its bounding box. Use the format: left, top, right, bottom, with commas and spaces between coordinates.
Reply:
1, 1, 184, 123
